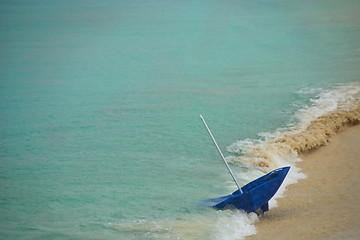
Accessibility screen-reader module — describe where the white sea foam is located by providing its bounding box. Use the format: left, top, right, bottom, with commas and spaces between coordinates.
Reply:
114, 210, 258, 240
221, 84, 359, 239
212, 210, 258, 240
294, 83, 360, 132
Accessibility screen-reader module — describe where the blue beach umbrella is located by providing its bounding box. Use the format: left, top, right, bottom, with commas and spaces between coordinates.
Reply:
199, 115, 290, 214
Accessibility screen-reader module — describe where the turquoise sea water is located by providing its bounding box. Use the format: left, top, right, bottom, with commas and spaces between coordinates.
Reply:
1, 0, 360, 239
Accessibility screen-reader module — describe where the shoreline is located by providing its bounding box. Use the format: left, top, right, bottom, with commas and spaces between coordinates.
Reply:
246, 124, 360, 240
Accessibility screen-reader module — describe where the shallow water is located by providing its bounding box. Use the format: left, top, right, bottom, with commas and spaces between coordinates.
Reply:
1, 0, 360, 239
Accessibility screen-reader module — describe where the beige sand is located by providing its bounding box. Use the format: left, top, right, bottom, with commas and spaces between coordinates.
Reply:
246, 124, 360, 240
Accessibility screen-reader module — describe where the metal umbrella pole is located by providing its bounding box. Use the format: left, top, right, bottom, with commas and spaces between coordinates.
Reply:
200, 115, 242, 194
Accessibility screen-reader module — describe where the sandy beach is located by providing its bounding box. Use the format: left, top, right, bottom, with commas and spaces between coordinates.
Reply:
246, 124, 360, 240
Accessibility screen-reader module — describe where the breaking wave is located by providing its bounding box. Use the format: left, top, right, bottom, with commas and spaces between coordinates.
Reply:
229, 83, 360, 171
227, 83, 360, 209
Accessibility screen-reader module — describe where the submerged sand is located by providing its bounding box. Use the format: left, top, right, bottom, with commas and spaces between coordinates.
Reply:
246, 124, 360, 240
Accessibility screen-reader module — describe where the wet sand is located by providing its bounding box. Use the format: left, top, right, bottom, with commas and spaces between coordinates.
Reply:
247, 124, 360, 240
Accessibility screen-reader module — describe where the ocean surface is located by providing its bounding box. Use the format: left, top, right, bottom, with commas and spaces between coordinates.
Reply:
1, 0, 360, 239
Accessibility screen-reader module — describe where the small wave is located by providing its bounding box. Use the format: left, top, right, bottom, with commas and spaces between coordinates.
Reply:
230, 83, 360, 170
113, 84, 360, 240
113, 211, 258, 240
